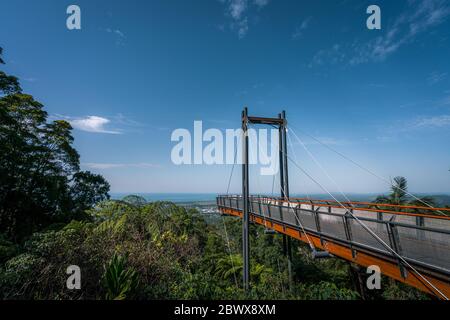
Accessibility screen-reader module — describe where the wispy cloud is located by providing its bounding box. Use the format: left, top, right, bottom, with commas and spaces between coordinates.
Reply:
413, 115, 450, 128
106, 28, 126, 46
383, 114, 450, 136
310, 0, 450, 67
427, 71, 448, 85
83, 162, 161, 170
253, 0, 269, 7
309, 44, 346, 67
219, 0, 270, 39
351, 0, 450, 64
291, 136, 351, 147
69, 116, 122, 134
292, 17, 312, 40
52, 114, 146, 134
229, 0, 249, 38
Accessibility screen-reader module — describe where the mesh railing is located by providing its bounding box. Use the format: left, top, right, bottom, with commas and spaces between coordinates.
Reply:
217, 195, 450, 275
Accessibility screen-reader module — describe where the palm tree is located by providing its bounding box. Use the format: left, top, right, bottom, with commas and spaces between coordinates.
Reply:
390, 176, 408, 205
374, 176, 408, 205
374, 176, 436, 209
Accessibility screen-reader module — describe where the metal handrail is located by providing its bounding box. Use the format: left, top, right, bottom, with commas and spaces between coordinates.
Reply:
217, 195, 450, 276
217, 194, 450, 220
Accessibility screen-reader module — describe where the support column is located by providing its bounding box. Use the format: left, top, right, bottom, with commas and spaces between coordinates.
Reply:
242, 107, 250, 292
349, 263, 369, 300
279, 111, 293, 290
282, 110, 289, 199
278, 113, 285, 199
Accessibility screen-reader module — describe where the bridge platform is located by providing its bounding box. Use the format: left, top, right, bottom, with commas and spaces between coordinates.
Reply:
217, 195, 450, 298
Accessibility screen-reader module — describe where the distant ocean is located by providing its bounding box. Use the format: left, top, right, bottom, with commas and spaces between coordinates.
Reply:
110, 193, 217, 203
109, 192, 450, 206
109, 193, 380, 203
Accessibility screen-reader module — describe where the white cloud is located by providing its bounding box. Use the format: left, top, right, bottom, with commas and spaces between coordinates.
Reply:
219, 0, 269, 38
311, 0, 450, 67
292, 17, 312, 40
309, 44, 346, 67
106, 28, 126, 46
254, 0, 269, 8
236, 17, 249, 39
414, 115, 450, 128
291, 136, 350, 146
69, 116, 121, 134
352, 0, 450, 64
427, 71, 448, 85
83, 163, 160, 170
229, 0, 247, 20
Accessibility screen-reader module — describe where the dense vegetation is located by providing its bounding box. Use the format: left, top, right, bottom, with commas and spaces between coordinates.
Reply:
0, 195, 428, 300
0, 48, 110, 242
0, 48, 430, 300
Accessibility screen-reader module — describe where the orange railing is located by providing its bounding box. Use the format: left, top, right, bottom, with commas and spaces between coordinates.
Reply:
244, 196, 450, 221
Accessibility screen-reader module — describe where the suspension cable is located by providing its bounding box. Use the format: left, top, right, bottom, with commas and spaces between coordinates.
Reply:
279, 182, 316, 251
286, 129, 312, 200
288, 128, 354, 205
271, 174, 276, 197
257, 123, 316, 251
288, 127, 450, 298
248, 123, 279, 229
284, 149, 448, 300
223, 143, 239, 289
289, 126, 447, 216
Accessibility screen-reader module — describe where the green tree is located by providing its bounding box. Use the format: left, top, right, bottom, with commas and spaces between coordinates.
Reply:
375, 176, 408, 205
122, 195, 147, 207
0, 48, 110, 241
374, 176, 436, 208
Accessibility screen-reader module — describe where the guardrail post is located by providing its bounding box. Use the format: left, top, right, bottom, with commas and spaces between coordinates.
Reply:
387, 222, 407, 278
313, 208, 324, 246
377, 211, 384, 233
377, 211, 383, 221
258, 199, 264, 226
294, 205, 300, 228
343, 212, 356, 258
416, 216, 425, 241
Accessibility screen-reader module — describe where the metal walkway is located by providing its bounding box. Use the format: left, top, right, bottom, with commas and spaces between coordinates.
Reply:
217, 195, 450, 298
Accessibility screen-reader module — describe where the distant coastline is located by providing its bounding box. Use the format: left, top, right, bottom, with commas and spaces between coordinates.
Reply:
110, 192, 450, 206
110, 193, 218, 203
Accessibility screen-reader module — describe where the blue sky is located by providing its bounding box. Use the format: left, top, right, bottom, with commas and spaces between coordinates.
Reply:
1, 0, 449, 194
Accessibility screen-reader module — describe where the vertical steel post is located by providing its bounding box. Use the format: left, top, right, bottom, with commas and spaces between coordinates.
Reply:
278, 113, 285, 199
282, 111, 289, 199
280, 111, 293, 289
242, 107, 250, 292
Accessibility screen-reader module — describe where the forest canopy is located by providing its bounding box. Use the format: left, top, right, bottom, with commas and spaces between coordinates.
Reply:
0, 47, 110, 242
